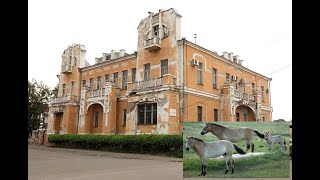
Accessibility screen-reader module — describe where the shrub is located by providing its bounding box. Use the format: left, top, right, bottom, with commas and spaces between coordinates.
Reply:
48, 134, 182, 158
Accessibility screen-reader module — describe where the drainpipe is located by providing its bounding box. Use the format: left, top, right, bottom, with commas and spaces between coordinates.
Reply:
76, 48, 82, 134
268, 78, 272, 121
182, 38, 185, 122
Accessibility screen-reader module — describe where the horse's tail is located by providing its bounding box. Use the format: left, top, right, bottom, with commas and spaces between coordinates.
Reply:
253, 130, 265, 139
233, 144, 246, 155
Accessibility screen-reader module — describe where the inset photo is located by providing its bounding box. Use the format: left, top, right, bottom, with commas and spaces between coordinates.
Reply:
183, 122, 290, 178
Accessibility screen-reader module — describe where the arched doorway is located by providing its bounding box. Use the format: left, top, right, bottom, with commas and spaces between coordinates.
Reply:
85, 103, 103, 133
235, 105, 256, 122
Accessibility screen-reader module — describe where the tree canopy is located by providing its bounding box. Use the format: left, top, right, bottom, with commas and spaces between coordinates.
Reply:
28, 79, 55, 137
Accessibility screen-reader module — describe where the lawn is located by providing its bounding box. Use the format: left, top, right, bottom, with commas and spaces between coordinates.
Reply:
183, 122, 290, 178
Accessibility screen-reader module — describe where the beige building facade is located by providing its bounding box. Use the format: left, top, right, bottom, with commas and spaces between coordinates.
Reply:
47, 8, 272, 135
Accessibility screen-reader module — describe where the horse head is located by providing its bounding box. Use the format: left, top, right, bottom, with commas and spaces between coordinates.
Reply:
200, 123, 211, 135
185, 136, 194, 151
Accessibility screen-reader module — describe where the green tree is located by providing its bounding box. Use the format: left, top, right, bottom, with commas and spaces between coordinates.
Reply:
52, 83, 59, 97
28, 79, 52, 137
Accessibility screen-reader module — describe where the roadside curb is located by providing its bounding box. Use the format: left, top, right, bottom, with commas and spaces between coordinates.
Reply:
28, 144, 183, 162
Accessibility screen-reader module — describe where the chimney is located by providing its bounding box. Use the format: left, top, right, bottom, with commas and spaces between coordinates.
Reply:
228, 52, 233, 61
111, 50, 116, 59
233, 55, 239, 63
119, 49, 125, 57
102, 53, 107, 62
223, 52, 228, 59
95, 58, 100, 64
239, 60, 243, 66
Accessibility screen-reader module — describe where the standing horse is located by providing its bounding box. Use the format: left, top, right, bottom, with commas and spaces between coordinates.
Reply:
185, 136, 246, 176
200, 123, 265, 153
264, 131, 287, 151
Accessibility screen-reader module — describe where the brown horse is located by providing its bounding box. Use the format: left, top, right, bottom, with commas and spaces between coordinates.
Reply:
200, 123, 265, 152
185, 136, 246, 176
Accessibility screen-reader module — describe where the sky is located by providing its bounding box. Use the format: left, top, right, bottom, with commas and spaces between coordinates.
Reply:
28, 0, 292, 121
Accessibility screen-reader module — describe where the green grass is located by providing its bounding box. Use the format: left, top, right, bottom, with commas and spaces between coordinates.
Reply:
183, 122, 290, 178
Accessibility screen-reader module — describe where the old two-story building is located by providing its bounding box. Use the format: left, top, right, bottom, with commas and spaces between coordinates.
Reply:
47, 8, 272, 135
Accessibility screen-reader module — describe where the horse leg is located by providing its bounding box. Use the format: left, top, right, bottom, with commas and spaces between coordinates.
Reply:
223, 155, 229, 174
201, 158, 207, 176
246, 143, 251, 153
230, 157, 235, 174
251, 143, 255, 153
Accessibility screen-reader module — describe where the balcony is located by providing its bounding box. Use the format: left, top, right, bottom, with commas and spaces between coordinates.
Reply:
87, 88, 105, 98
50, 95, 78, 105
132, 77, 163, 91
144, 36, 161, 51
61, 65, 72, 73
233, 89, 255, 102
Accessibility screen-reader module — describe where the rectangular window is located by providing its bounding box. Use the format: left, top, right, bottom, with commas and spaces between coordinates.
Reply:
252, 83, 255, 93
242, 80, 246, 92
212, 68, 217, 89
132, 68, 136, 82
94, 111, 99, 127
138, 103, 157, 125
214, 109, 218, 122
105, 74, 109, 82
97, 76, 101, 90
89, 78, 93, 90
122, 70, 128, 90
197, 62, 203, 84
197, 106, 202, 122
261, 86, 265, 102
62, 83, 66, 96
82, 80, 86, 87
70, 81, 75, 95
160, 59, 168, 77
123, 109, 127, 127
113, 72, 118, 87
226, 73, 230, 82
144, 63, 150, 81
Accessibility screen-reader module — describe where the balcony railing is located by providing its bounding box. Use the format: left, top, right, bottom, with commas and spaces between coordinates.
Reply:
233, 89, 255, 102
144, 36, 161, 51
132, 77, 163, 91
61, 64, 72, 73
87, 88, 105, 98
50, 95, 78, 105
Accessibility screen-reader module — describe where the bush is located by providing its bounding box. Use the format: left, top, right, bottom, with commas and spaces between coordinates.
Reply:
48, 134, 183, 158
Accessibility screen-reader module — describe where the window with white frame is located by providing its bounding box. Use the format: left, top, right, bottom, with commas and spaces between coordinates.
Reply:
89, 78, 93, 90
97, 76, 101, 90
113, 72, 118, 87
212, 68, 217, 89
144, 64, 150, 81
132, 68, 136, 82
70, 81, 75, 95
197, 62, 203, 85
160, 59, 168, 77
105, 74, 109, 82
62, 84, 66, 96
122, 70, 128, 90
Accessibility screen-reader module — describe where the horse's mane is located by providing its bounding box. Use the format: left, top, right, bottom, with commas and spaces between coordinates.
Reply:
191, 137, 205, 142
210, 123, 227, 129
